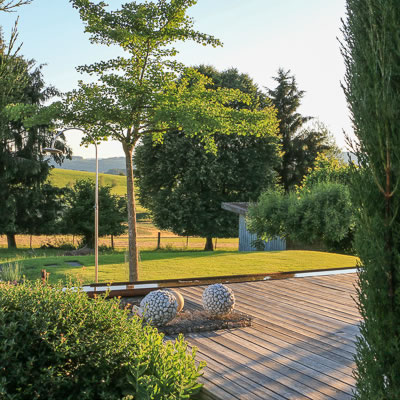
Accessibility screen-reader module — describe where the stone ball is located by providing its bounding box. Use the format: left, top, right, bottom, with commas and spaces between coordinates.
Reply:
140, 290, 178, 326
202, 283, 235, 316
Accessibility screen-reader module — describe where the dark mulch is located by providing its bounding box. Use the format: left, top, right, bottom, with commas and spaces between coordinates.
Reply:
159, 309, 252, 335
118, 295, 252, 335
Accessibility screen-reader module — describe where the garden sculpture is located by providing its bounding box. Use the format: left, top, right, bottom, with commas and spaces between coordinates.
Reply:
202, 283, 235, 316
139, 290, 178, 326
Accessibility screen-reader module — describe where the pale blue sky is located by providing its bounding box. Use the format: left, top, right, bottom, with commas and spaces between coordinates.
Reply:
1, 0, 350, 158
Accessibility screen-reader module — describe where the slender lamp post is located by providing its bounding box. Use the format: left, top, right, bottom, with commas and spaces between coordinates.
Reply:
43, 128, 99, 283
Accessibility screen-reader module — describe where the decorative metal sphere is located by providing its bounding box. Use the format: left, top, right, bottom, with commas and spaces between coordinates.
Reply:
202, 283, 235, 316
140, 290, 178, 326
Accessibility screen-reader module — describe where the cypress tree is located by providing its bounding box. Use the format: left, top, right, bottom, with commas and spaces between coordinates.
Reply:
342, 1, 400, 398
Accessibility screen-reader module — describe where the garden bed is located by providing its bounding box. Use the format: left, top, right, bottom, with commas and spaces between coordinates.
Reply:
119, 296, 252, 335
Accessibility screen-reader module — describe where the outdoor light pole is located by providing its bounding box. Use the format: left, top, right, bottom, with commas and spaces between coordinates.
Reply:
43, 128, 99, 283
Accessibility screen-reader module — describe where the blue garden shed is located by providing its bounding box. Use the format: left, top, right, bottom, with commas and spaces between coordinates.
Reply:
221, 202, 286, 252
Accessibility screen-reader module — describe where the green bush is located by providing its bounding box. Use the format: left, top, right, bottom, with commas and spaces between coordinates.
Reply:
248, 182, 354, 252
0, 281, 204, 399
289, 183, 354, 250
247, 189, 289, 241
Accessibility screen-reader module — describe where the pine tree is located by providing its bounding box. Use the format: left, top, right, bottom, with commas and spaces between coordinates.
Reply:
342, 1, 400, 398
267, 69, 335, 191
0, 30, 66, 248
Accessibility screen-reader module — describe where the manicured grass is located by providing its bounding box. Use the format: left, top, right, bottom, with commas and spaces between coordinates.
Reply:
11, 250, 358, 285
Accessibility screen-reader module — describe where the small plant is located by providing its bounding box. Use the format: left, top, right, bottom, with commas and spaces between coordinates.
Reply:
0, 261, 21, 282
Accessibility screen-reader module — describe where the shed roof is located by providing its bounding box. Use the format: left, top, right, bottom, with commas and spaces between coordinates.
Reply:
221, 202, 249, 215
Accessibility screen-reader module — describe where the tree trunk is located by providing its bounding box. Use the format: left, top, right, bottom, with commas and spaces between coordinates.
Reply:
204, 237, 214, 251
123, 143, 139, 281
111, 235, 114, 250
7, 233, 16, 249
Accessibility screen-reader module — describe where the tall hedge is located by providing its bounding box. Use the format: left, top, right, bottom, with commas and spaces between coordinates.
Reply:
0, 281, 204, 399
342, 1, 400, 398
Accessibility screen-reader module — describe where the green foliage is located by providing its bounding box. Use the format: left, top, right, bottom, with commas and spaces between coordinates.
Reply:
248, 182, 354, 251
135, 66, 280, 248
342, 0, 400, 397
247, 189, 290, 241
0, 261, 21, 281
62, 179, 127, 248
267, 69, 337, 191
0, 29, 68, 248
0, 281, 204, 399
297, 153, 352, 193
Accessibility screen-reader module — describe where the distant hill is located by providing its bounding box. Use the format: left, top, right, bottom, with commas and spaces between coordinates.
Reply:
47, 169, 147, 215
50, 156, 127, 174
48, 168, 127, 196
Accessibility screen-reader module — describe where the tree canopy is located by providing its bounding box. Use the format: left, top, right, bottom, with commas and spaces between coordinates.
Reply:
135, 65, 280, 250
64, 0, 279, 279
62, 179, 126, 248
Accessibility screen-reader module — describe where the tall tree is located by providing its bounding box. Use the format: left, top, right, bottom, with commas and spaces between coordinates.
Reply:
136, 66, 280, 251
342, 1, 400, 398
267, 69, 335, 191
0, 29, 66, 248
64, 1, 279, 280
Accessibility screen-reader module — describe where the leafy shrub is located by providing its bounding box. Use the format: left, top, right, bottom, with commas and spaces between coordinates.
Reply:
289, 183, 354, 249
248, 182, 354, 252
0, 281, 204, 399
0, 261, 21, 282
247, 189, 290, 240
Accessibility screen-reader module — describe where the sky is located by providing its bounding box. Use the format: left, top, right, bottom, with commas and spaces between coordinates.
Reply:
1, 0, 351, 159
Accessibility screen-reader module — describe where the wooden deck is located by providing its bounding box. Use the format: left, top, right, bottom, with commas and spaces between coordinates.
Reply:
178, 273, 360, 400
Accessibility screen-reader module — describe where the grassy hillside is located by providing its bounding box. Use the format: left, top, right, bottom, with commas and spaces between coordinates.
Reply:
48, 168, 147, 214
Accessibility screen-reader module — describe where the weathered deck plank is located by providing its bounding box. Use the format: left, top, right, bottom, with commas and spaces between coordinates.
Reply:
181, 273, 359, 400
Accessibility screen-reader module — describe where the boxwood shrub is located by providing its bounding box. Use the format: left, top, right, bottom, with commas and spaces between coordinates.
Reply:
0, 281, 205, 399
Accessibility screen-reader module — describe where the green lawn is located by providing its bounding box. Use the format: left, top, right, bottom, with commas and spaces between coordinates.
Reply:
8, 249, 358, 285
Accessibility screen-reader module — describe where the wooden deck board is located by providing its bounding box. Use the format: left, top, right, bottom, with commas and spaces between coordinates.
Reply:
179, 273, 360, 400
